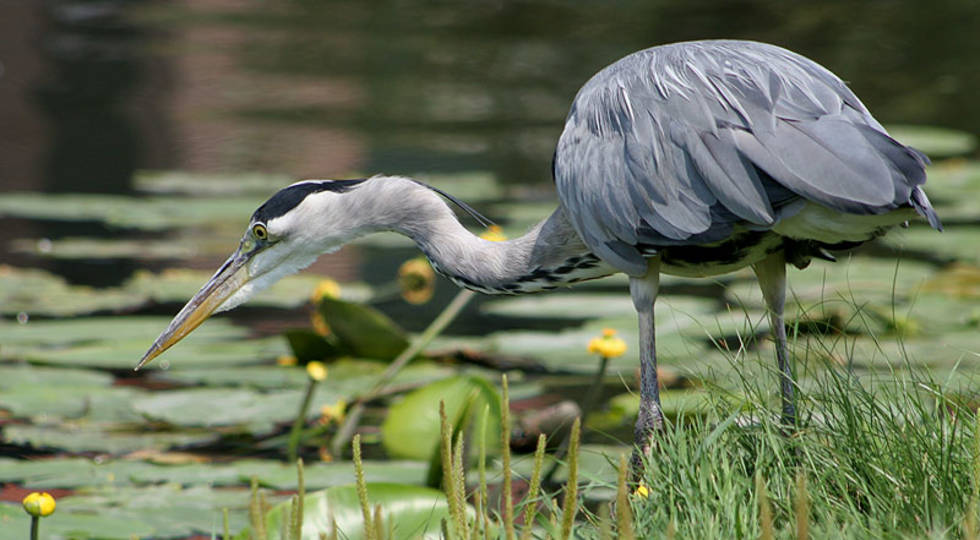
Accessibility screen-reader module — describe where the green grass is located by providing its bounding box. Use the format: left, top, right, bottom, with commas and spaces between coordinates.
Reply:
619, 359, 978, 539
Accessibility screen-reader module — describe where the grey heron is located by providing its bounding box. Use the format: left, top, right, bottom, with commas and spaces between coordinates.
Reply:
137, 40, 942, 466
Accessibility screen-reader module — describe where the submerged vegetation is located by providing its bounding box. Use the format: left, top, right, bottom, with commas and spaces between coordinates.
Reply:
0, 129, 978, 537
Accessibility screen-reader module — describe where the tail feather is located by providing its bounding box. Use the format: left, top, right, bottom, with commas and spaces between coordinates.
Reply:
910, 186, 943, 231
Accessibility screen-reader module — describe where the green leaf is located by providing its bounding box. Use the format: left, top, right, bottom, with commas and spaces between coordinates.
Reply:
316, 297, 409, 360
886, 124, 978, 158
381, 376, 501, 460
250, 483, 452, 540
284, 328, 343, 363
3, 424, 220, 454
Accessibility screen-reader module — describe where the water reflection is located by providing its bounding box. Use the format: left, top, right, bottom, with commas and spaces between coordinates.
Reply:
0, 0, 976, 289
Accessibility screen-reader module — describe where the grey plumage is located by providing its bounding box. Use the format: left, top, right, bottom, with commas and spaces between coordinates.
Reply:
555, 40, 940, 276
139, 40, 943, 473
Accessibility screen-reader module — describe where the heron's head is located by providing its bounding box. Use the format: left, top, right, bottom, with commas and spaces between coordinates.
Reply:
136, 179, 368, 369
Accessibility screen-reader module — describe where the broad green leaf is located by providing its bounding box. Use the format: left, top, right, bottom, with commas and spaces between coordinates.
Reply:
0, 192, 259, 230
252, 483, 453, 540
134, 170, 292, 195
125, 268, 372, 307
0, 364, 112, 388
0, 316, 246, 347
0, 265, 143, 317
3, 424, 219, 454
0, 385, 145, 422
316, 297, 409, 360
886, 124, 977, 158
284, 328, 342, 363
382, 376, 501, 460
0, 503, 155, 540
12, 335, 288, 369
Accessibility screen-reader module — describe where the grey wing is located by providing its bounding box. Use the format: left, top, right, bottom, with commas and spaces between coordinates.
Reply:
554, 40, 938, 275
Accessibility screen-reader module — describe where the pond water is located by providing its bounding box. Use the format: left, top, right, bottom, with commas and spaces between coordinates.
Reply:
0, 3, 978, 536
2, 0, 978, 290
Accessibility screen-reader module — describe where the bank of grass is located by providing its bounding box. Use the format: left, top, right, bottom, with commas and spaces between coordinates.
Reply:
622, 360, 979, 539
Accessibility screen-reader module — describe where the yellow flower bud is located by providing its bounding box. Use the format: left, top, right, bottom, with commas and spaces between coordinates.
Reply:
479, 225, 507, 242
276, 355, 298, 367
633, 484, 649, 498
310, 312, 331, 337
311, 278, 342, 303
398, 257, 436, 305
22, 492, 56, 517
306, 361, 328, 381
320, 400, 347, 424
587, 328, 627, 358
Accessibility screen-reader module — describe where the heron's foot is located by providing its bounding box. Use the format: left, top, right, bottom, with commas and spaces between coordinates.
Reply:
628, 405, 665, 482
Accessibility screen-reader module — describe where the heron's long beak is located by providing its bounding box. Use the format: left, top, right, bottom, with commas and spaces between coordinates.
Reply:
136, 250, 252, 370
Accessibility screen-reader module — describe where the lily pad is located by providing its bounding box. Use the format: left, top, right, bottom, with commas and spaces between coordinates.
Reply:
49, 484, 256, 539
414, 171, 505, 203
0, 502, 155, 540
886, 125, 977, 158
881, 226, 980, 264
252, 483, 453, 540
0, 265, 144, 317
3, 424, 220, 454
0, 192, 260, 230
12, 335, 288, 370
0, 385, 145, 422
125, 268, 373, 308
134, 170, 293, 196
0, 316, 246, 348
11, 236, 198, 260
919, 160, 980, 220
381, 376, 502, 460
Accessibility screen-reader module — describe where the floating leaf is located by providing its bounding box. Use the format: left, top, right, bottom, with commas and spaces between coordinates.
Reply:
0, 192, 259, 230
0, 502, 155, 540
886, 125, 977, 158
134, 170, 292, 196
882, 227, 980, 264
0, 265, 144, 316
4, 424, 219, 454
316, 297, 409, 360
0, 385, 145, 422
382, 376, 501, 460
125, 268, 373, 308
250, 483, 452, 540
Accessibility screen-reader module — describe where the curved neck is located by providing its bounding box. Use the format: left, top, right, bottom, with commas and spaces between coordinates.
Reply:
351, 176, 612, 293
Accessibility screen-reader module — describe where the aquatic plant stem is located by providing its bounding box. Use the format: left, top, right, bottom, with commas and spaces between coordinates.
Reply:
331, 289, 476, 456
287, 378, 319, 463
30, 516, 38, 540
545, 354, 610, 483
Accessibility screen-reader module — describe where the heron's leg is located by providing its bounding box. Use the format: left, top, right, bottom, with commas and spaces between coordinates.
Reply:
629, 257, 663, 473
752, 251, 796, 427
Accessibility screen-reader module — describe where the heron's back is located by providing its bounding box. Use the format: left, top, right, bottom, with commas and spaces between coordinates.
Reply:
553, 40, 940, 276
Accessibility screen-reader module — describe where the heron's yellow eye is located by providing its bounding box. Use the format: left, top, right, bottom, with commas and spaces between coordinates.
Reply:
252, 223, 268, 240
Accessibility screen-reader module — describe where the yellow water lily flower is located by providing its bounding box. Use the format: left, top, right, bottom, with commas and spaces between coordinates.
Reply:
479, 225, 507, 242
22, 492, 56, 517
311, 278, 342, 303
398, 257, 436, 304
320, 399, 347, 425
306, 361, 328, 381
587, 328, 627, 358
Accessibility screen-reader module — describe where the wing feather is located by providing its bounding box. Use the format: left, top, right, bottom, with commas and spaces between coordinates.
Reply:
554, 40, 937, 273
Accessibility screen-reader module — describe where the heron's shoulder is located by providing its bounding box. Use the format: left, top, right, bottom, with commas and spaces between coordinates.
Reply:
572, 39, 859, 114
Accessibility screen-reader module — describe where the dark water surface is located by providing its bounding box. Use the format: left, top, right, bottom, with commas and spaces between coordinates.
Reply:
1, 0, 977, 287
